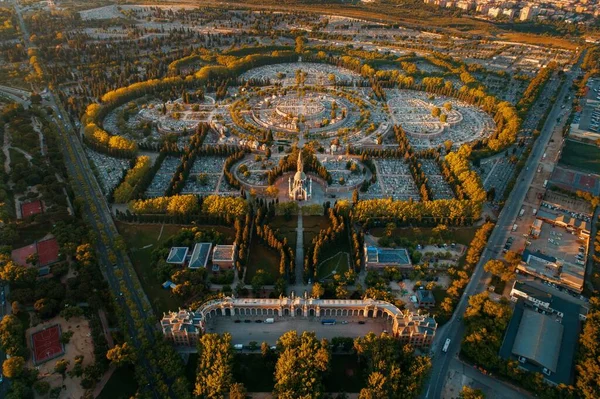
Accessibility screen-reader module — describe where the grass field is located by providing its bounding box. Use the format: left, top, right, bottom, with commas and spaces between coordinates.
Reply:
14, 220, 53, 247
559, 140, 600, 175
246, 240, 281, 283
498, 32, 580, 50
98, 365, 138, 399
116, 222, 188, 314
117, 222, 235, 314
370, 226, 479, 247
184, 353, 366, 393
271, 215, 332, 253
317, 252, 350, 280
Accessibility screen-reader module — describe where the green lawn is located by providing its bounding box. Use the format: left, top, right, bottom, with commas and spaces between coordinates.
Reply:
246, 240, 281, 283
371, 226, 479, 247
271, 215, 331, 253
117, 222, 236, 314
226, 353, 364, 393
116, 222, 193, 315
232, 353, 277, 392
270, 216, 298, 251
14, 221, 54, 247
559, 139, 600, 175
323, 354, 365, 393
8, 147, 29, 166
98, 365, 138, 399
317, 252, 350, 280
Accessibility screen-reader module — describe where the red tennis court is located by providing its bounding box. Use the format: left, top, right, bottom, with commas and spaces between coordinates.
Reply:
36, 238, 59, 267
21, 200, 43, 218
31, 325, 64, 365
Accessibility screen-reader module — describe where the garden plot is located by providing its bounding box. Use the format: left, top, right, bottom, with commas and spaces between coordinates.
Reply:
374, 159, 419, 201
181, 156, 226, 194
85, 149, 129, 195
138, 96, 216, 135
386, 89, 495, 149
420, 159, 454, 200
146, 157, 181, 197
237, 157, 278, 187
414, 60, 445, 74
239, 62, 360, 87
320, 157, 366, 187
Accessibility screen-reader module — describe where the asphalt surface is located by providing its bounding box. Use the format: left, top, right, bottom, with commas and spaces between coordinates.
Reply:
206, 316, 391, 345
8, 0, 171, 396
423, 62, 583, 399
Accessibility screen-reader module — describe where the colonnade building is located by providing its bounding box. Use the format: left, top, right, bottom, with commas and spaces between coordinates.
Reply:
161, 295, 437, 347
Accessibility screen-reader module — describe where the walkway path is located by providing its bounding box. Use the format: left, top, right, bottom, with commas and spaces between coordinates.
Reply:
295, 210, 304, 286
2, 124, 10, 174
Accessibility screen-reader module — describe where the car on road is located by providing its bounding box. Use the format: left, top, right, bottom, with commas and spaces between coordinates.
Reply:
244, 320, 251, 323
358, 321, 366, 325
234, 320, 241, 323
341, 321, 348, 324
255, 320, 263, 323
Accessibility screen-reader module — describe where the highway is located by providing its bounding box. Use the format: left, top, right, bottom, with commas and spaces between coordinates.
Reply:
46, 93, 171, 398
7, 0, 174, 396
424, 61, 583, 399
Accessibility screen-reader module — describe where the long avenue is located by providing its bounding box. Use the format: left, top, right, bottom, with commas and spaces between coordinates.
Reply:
425, 57, 584, 399
9, 0, 170, 397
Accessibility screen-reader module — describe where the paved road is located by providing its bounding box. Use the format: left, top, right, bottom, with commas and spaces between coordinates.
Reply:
8, 0, 174, 396
446, 358, 534, 399
46, 92, 172, 398
424, 62, 583, 399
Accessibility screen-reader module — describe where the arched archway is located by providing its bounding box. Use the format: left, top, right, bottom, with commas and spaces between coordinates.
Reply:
377, 310, 383, 317
284, 308, 290, 316
296, 308, 302, 316
225, 308, 231, 316
367, 310, 374, 318
309, 309, 315, 317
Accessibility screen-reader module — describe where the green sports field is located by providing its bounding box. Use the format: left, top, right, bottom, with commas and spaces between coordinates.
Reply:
559, 140, 600, 174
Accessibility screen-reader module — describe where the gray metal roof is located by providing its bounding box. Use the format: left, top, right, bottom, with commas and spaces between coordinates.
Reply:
189, 243, 212, 268
512, 309, 563, 373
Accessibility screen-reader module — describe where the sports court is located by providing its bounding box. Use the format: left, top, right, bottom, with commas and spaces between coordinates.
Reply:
550, 166, 600, 196
20, 200, 43, 218
31, 324, 64, 365
37, 237, 60, 266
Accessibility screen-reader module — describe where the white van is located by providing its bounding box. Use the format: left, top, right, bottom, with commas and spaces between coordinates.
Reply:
512, 224, 518, 232
264, 318, 275, 324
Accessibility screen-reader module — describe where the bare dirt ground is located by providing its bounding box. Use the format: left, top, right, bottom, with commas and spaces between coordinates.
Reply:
26, 315, 95, 399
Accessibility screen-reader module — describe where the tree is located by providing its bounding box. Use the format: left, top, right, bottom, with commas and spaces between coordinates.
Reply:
265, 185, 279, 198
60, 306, 84, 320
295, 36, 306, 54
459, 386, 485, 399
106, 342, 136, 366
33, 380, 51, 396
195, 333, 233, 398
0, 314, 25, 356
483, 259, 515, 282
2, 356, 25, 378
229, 383, 247, 399
274, 331, 330, 398
54, 359, 70, 378
312, 282, 325, 298
354, 333, 431, 398
60, 331, 74, 344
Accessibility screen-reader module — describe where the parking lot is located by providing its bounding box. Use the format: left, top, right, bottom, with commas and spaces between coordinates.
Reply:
205, 315, 392, 345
